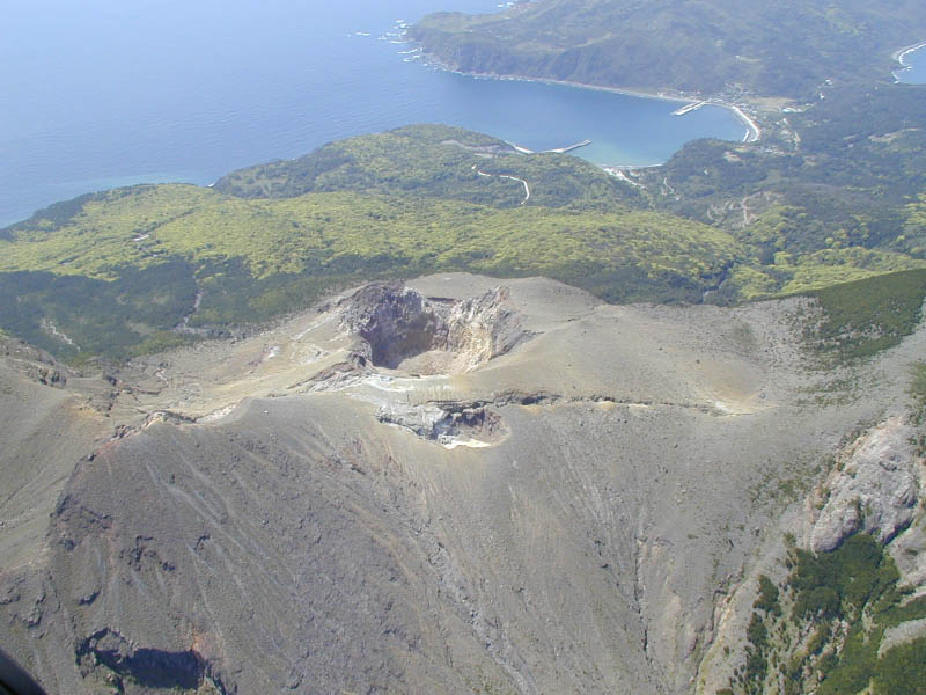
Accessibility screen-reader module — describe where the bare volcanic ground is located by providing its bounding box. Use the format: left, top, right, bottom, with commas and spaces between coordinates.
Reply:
1, 274, 923, 694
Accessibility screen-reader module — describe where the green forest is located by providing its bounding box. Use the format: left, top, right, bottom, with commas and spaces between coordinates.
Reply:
723, 534, 926, 695
410, 0, 926, 98
2, 119, 925, 361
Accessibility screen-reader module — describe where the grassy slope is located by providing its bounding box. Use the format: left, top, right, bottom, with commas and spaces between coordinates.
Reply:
799, 269, 926, 360
216, 122, 926, 301
2, 124, 924, 361
641, 83, 926, 302
0, 184, 740, 283
0, 127, 743, 359
213, 123, 642, 209
410, 0, 926, 98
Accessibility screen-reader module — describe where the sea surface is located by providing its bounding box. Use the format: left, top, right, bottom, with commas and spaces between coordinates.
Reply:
897, 44, 926, 84
0, 0, 745, 226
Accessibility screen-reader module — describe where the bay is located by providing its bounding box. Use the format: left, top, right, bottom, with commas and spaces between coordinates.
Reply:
896, 44, 926, 84
0, 0, 744, 226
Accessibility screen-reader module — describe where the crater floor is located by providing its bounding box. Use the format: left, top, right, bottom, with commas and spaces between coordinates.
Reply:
1, 273, 923, 694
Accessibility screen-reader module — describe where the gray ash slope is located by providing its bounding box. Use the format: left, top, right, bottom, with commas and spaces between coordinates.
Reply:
1, 274, 924, 694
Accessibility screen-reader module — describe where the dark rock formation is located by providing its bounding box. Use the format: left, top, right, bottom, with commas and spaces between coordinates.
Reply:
76, 629, 227, 694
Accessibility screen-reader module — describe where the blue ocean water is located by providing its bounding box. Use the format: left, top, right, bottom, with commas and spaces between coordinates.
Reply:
897, 44, 926, 84
0, 0, 744, 226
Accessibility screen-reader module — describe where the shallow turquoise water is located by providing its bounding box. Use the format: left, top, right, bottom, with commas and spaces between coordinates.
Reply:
0, 0, 744, 226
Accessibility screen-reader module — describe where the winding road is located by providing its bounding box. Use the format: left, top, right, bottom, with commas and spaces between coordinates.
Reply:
473, 165, 531, 205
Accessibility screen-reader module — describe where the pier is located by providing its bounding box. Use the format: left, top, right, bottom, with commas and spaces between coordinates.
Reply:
672, 101, 707, 116
543, 139, 592, 154
504, 139, 591, 155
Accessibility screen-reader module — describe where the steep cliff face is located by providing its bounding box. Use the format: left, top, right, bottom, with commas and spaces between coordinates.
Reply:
341, 282, 531, 373
0, 274, 922, 694
695, 408, 926, 695
810, 417, 921, 553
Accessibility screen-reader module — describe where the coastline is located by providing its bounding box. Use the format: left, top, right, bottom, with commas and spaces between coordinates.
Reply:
418, 57, 763, 143
893, 40, 926, 66
893, 40, 926, 82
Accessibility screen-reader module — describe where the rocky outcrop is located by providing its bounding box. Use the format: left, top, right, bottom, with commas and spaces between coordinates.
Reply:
4, 274, 923, 695
809, 416, 921, 552
340, 282, 532, 373
378, 399, 505, 446
0, 336, 68, 388
75, 629, 228, 694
